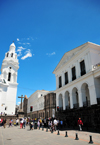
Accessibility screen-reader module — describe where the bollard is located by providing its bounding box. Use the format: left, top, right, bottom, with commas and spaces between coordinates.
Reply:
65, 131, 68, 137
51, 128, 53, 133
46, 128, 48, 132
75, 133, 79, 140
89, 135, 93, 144
42, 127, 44, 131
57, 130, 60, 135
39, 126, 40, 130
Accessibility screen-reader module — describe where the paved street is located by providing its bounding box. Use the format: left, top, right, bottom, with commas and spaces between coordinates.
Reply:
0, 126, 100, 145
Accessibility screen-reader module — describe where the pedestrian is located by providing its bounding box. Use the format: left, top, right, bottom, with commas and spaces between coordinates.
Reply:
60, 119, 63, 130
3, 118, 6, 128
53, 118, 58, 131
20, 118, 23, 129
9, 119, 12, 127
23, 118, 26, 129
77, 118, 83, 131
0, 118, 3, 127
30, 119, 33, 130
37, 120, 40, 129
48, 119, 52, 131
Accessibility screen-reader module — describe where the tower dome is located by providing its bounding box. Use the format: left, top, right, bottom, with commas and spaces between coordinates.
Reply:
9, 42, 16, 52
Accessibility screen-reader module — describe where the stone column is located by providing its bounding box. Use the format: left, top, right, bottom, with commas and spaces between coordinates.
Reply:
68, 67, 72, 83
87, 52, 91, 71
63, 92, 65, 110
76, 60, 79, 79
78, 90, 83, 107
85, 54, 89, 73
70, 92, 73, 109
56, 75, 58, 89
62, 71, 65, 86
56, 94, 59, 111
88, 85, 97, 105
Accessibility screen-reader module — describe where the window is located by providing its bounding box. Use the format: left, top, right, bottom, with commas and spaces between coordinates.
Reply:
72, 67, 76, 81
8, 72, 11, 81
65, 72, 68, 85
6, 53, 9, 57
80, 60, 86, 76
59, 76, 62, 88
11, 53, 13, 57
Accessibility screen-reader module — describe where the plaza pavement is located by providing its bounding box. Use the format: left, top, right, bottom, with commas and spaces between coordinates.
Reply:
0, 126, 100, 145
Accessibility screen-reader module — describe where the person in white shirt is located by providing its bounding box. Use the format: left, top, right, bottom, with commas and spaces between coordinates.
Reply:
53, 118, 58, 131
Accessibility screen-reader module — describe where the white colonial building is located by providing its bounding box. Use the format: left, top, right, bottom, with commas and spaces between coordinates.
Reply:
53, 42, 100, 110
27, 90, 50, 115
0, 42, 19, 115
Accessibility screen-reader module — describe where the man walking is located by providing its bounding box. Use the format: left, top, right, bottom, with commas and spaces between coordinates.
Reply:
77, 118, 83, 131
53, 118, 58, 131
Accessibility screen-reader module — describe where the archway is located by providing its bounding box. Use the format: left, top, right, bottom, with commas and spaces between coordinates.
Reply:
81, 83, 90, 107
65, 91, 70, 109
72, 87, 79, 108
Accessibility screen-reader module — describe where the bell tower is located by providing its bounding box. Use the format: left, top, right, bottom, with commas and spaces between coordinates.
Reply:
0, 42, 19, 115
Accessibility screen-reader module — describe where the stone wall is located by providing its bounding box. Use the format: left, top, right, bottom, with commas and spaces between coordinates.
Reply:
56, 104, 100, 133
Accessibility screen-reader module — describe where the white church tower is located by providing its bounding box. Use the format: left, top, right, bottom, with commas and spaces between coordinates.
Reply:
0, 42, 19, 115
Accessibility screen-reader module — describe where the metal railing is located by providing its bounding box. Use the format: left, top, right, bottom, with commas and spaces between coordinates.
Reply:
83, 100, 90, 107
59, 107, 63, 111
66, 105, 70, 110
73, 103, 79, 109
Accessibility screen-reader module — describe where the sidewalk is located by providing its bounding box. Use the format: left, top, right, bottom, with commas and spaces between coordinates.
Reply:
54, 129, 100, 145
0, 126, 100, 145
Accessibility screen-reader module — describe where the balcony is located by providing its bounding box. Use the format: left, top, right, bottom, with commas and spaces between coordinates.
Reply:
83, 100, 90, 107
97, 98, 100, 105
73, 103, 79, 109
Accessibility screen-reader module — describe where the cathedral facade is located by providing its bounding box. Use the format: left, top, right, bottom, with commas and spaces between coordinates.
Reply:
0, 42, 19, 115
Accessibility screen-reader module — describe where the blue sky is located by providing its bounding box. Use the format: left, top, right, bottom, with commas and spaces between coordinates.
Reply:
0, 0, 100, 105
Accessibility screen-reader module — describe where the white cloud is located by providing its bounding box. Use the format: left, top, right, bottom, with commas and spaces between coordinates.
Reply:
17, 51, 22, 57
23, 43, 26, 45
27, 43, 30, 45
21, 49, 32, 60
27, 38, 30, 40
17, 46, 26, 52
17, 38, 19, 41
17, 46, 26, 57
18, 102, 21, 104
46, 52, 56, 56
18, 42, 21, 44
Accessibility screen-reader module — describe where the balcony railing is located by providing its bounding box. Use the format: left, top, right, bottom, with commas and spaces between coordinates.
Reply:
73, 103, 79, 109
97, 98, 100, 105
83, 100, 90, 107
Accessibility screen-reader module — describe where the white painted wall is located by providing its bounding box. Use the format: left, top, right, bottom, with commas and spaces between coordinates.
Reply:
53, 42, 100, 110
27, 90, 50, 113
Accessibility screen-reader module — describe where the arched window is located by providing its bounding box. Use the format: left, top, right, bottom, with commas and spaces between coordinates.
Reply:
8, 72, 11, 81
11, 53, 13, 57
